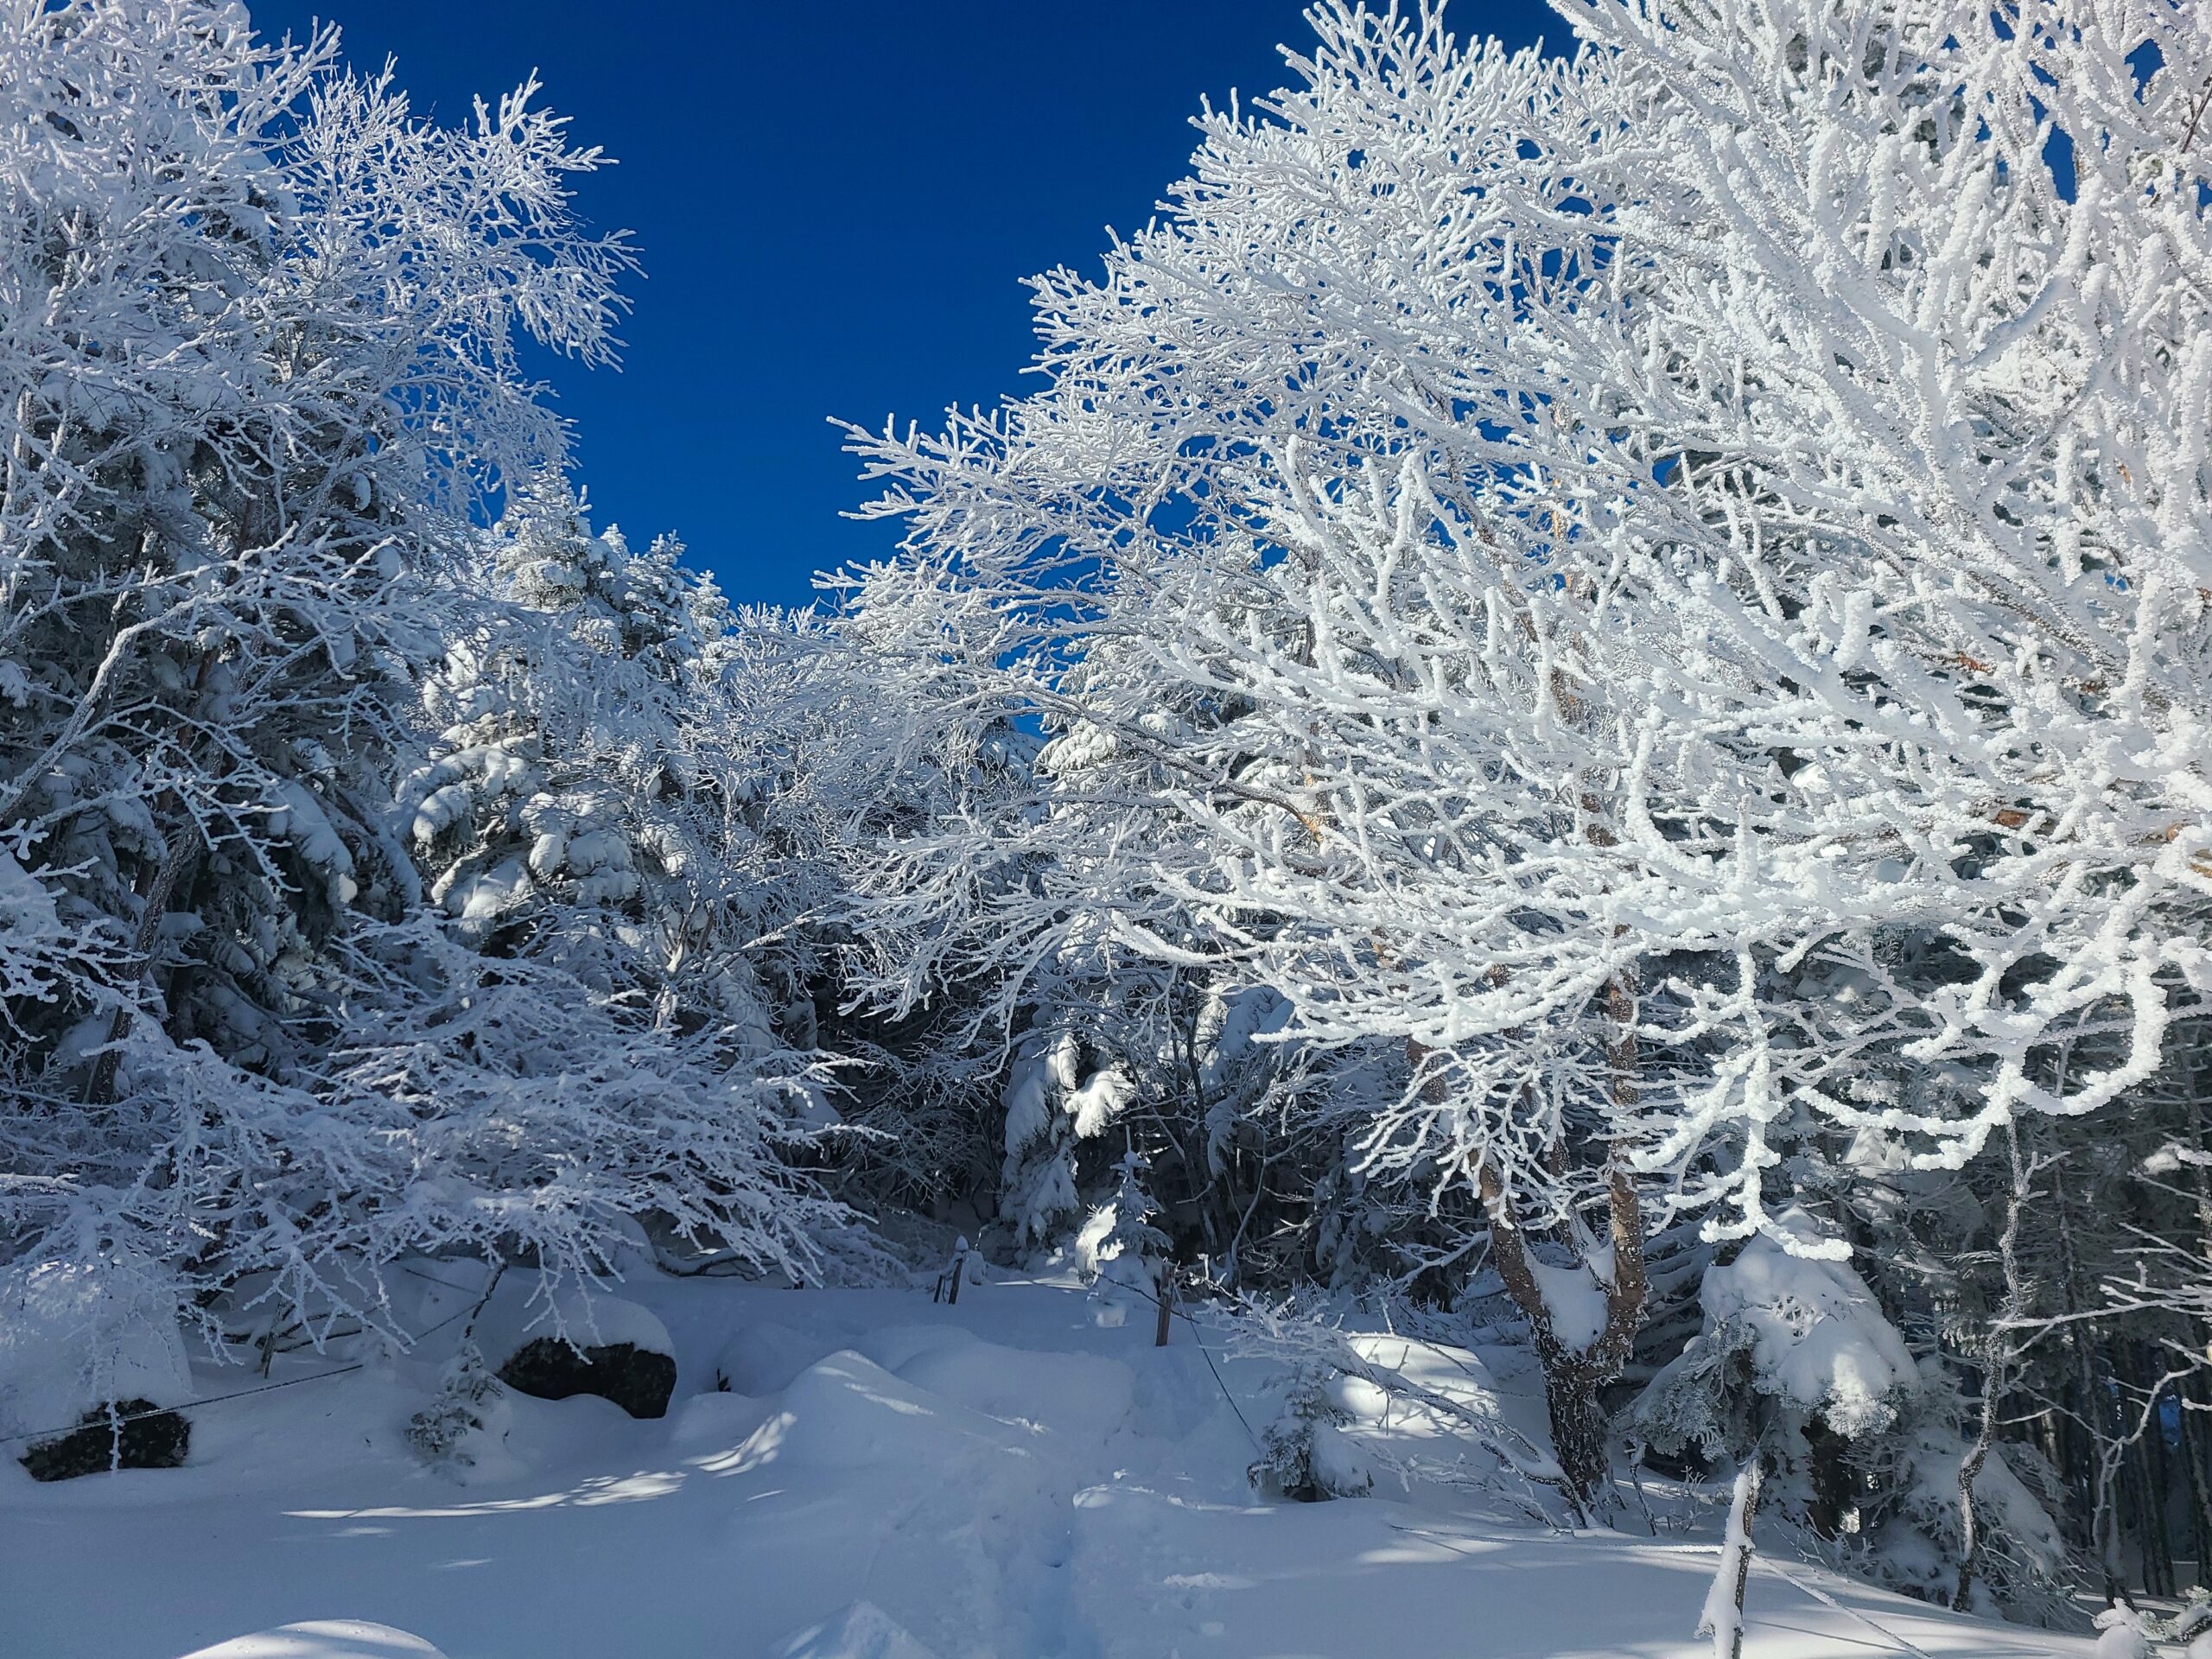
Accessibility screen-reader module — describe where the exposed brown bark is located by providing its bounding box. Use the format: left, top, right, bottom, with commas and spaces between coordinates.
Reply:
1402, 966, 1652, 1521
1477, 1145, 1649, 1520
1955, 1125, 2032, 1611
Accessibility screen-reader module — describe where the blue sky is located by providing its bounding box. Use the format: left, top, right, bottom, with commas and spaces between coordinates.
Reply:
252, 2, 1556, 607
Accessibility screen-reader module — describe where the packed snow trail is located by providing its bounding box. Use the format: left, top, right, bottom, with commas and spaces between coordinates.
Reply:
0, 1275, 2092, 1659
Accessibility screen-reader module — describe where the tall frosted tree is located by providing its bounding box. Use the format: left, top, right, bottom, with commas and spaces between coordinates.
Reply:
840, 0, 2212, 1522
0, 1, 836, 1366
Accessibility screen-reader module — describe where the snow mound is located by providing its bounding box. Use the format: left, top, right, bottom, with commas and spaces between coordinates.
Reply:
2094, 1607, 2154, 1659
1307, 1335, 1552, 1502
715, 1320, 838, 1395
1085, 1255, 1154, 1328
0, 1276, 2103, 1659
175, 1622, 447, 1659
744, 1351, 1037, 1472
767, 1600, 943, 1659
668, 1389, 775, 1447
893, 1339, 1133, 1440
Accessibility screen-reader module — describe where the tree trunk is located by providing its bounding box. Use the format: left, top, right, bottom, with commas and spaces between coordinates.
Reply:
1541, 1352, 1615, 1514
1802, 1416, 1852, 1541
1955, 1123, 2032, 1612
85, 815, 202, 1107
1479, 1153, 1648, 1522
1454, 971, 1649, 1522
939, 1236, 968, 1306
2045, 1129, 2129, 1603
2178, 1373, 2212, 1596
1406, 963, 1648, 1522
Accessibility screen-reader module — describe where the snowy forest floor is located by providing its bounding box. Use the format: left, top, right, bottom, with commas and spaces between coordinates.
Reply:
0, 1271, 2097, 1659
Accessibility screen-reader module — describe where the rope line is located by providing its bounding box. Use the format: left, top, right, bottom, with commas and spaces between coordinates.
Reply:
1758, 1556, 1939, 1659
0, 1362, 368, 1448
1184, 1311, 1262, 1449
0, 1276, 493, 1451
1116, 1278, 1262, 1446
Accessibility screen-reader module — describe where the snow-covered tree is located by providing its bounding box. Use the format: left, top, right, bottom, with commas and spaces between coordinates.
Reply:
401, 484, 804, 1069
1637, 1206, 2069, 1613
837, 0, 2212, 1539
0, 1, 836, 1375
1084, 1149, 1173, 1332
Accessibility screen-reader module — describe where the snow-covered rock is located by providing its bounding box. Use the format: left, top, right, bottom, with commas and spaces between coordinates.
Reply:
473, 1274, 677, 1420
0, 1260, 194, 1436
469, 1274, 674, 1367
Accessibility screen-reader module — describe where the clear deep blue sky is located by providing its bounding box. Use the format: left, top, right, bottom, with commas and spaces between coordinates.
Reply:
251, 1, 1557, 608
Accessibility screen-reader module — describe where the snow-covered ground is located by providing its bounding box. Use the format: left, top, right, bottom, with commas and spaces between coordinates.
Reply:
0, 1273, 2092, 1659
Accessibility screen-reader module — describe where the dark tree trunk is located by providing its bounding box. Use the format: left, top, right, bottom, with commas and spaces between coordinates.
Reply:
1540, 1353, 1615, 1514
1802, 1416, 1852, 1541
85, 816, 201, 1106
2180, 1373, 2212, 1593
1480, 1153, 1648, 1522
1408, 969, 1649, 1523
1955, 1122, 2031, 1612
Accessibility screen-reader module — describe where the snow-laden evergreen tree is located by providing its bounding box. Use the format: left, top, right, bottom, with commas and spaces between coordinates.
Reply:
334, 481, 849, 1280
402, 483, 797, 1071
0, 1, 838, 1395
1248, 1360, 1371, 1503
1637, 1207, 2070, 1615
1083, 1149, 1173, 1321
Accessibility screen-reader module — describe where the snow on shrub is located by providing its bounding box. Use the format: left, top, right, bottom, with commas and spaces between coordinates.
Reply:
1638, 1209, 2067, 1613
1641, 1209, 1917, 1450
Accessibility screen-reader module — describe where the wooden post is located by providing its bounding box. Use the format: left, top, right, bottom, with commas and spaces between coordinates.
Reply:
945, 1236, 968, 1306
1699, 1460, 1763, 1659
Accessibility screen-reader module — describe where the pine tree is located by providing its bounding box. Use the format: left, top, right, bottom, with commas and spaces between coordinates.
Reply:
0, 1, 838, 1374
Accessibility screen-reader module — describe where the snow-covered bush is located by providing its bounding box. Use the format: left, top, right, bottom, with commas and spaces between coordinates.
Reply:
1000, 1033, 1091, 1252
1638, 1210, 2068, 1615
1639, 1211, 1920, 1464
406, 1338, 508, 1475
1224, 1290, 1567, 1519
1249, 1361, 1371, 1503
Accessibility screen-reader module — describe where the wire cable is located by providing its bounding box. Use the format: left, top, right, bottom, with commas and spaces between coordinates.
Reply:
0, 1275, 493, 1450
0, 1363, 368, 1448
